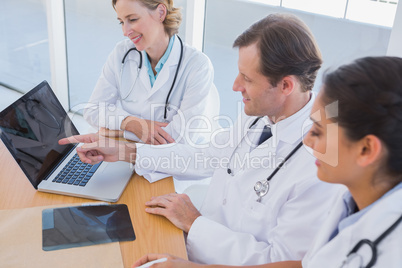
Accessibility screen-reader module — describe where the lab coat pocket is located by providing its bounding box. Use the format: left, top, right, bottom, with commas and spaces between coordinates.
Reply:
240, 195, 274, 237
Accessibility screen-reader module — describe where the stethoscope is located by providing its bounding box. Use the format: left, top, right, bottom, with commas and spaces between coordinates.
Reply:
226, 117, 303, 202
340, 212, 402, 268
119, 35, 184, 121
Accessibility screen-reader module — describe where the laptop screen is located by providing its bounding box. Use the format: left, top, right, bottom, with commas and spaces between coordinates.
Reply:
0, 81, 80, 189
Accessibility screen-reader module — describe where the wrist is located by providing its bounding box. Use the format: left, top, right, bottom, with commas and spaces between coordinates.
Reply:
185, 214, 201, 234
124, 142, 137, 163
121, 116, 139, 132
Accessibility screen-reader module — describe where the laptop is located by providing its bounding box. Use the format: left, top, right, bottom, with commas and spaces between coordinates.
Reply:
0, 80, 133, 202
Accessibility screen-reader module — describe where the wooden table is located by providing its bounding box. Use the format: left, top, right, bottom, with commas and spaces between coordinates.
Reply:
0, 141, 188, 267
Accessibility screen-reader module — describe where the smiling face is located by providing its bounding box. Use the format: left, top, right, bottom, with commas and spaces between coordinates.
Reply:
303, 90, 361, 185
232, 43, 286, 119
115, 0, 167, 53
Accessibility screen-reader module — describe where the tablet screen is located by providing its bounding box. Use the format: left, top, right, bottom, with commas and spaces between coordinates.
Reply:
42, 204, 135, 251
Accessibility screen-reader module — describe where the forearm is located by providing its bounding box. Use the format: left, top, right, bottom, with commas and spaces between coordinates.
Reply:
121, 116, 140, 132
84, 101, 131, 130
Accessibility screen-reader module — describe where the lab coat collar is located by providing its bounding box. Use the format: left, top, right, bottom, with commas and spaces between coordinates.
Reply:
305, 185, 402, 266
268, 92, 315, 147
339, 182, 402, 233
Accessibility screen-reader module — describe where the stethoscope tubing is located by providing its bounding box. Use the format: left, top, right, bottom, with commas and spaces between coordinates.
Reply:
345, 212, 402, 268
120, 35, 184, 121
227, 116, 303, 202
226, 117, 261, 175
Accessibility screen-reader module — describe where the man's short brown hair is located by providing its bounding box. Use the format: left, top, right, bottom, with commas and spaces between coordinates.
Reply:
233, 13, 322, 92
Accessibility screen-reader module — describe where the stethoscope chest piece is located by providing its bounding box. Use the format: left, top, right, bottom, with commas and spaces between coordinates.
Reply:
341, 252, 365, 268
254, 180, 269, 202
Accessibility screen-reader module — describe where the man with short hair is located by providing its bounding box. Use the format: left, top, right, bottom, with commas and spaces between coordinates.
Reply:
60, 13, 342, 265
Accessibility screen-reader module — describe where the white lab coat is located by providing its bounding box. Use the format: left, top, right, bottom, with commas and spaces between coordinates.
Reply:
302, 186, 402, 267
84, 36, 220, 145
135, 93, 344, 265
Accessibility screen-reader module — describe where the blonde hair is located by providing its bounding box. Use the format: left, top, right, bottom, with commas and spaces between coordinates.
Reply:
112, 0, 182, 37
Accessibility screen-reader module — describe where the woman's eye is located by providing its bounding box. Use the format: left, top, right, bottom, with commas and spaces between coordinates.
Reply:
310, 130, 320, 137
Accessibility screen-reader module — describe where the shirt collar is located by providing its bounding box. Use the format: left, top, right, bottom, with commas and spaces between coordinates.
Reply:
144, 35, 176, 87
268, 91, 315, 146
338, 181, 402, 233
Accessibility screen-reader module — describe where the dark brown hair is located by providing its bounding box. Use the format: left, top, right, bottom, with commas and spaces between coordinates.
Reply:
233, 13, 322, 92
322, 56, 402, 177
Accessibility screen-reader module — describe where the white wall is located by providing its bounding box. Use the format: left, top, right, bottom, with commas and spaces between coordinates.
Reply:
387, 2, 402, 57
203, 0, 392, 123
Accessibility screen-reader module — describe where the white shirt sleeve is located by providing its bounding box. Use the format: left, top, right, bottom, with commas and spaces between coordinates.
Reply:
135, 127, 231, 182
135, 144, 215, 182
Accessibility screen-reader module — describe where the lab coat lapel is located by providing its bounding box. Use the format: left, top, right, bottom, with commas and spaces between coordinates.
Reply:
228, 118, 264, 174
149, 37, 181, 97
306, 187, 402, 266
138, 50, 152, 91
307, 194, 346, 257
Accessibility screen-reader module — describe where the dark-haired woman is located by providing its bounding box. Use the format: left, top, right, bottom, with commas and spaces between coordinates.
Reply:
133, 56, 402, 267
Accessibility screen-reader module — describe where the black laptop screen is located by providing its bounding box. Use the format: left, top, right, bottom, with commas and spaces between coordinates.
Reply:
0, 81, 80, 189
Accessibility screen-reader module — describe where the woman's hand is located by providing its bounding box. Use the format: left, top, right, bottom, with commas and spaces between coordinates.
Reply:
121, 116, 175, 145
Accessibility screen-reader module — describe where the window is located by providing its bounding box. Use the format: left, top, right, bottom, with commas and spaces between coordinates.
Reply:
64, 0, 123, 111
0, 0, 51, 93
282, 0, 347, 18
204, 0, 397, 125
346, 0, 399, 27
247, 0, 399, 27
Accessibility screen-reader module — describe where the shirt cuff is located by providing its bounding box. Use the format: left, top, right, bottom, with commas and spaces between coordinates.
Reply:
124, 130, 141, 142
115, 113, 130, 130
134, 144, 171, 183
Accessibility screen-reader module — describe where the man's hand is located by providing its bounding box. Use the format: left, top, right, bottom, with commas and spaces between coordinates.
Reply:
145, 193, 201, 233
121, 116, 175, 145
132, 253, 201, 268
58, 133, 137, 165
99, 127, 124, 138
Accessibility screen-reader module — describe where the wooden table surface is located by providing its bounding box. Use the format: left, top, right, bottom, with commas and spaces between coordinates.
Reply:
0, 141, 187, 267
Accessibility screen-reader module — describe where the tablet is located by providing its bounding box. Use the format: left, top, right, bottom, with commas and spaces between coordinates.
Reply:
42, 204, 135, 251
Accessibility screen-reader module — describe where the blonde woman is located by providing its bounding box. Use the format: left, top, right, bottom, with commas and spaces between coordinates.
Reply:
84, 0, 220, 145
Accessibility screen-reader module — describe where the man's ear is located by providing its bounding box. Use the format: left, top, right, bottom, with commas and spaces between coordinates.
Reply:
279, 75, 297, 96
157, 3, 167, 22
356, 135, 383, 167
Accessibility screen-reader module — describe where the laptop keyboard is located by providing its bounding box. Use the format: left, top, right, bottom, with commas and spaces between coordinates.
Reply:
51, 154, 101, 187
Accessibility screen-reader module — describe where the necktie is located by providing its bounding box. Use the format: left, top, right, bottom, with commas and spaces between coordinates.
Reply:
257, 125, 272, 145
